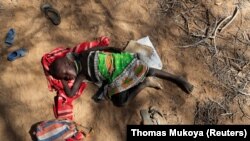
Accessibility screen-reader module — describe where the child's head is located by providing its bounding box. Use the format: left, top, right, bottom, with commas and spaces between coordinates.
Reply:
49, 57, 77, 80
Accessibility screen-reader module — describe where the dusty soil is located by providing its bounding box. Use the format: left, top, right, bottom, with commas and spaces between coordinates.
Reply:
0, 0, 249, 140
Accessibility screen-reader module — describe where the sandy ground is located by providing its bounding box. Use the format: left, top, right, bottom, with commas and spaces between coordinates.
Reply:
0, 0, 249, 140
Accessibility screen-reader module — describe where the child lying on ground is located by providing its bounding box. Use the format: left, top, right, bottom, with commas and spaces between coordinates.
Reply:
41, 37, 110, 119
48, 46, 194, 106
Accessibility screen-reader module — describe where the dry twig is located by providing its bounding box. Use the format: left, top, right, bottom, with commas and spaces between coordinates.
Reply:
178, 6, 239, 53
238, 90, 250, 96
219, 6, 239, 33
238, 99, 250, 120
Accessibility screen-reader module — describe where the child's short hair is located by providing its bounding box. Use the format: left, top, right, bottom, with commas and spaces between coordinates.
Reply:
48, 61, 58, 77
48, 57, 66, 77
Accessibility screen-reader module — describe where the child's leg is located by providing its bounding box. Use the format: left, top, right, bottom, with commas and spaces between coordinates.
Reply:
147, 68, 194, 94
111, 82, 147, 107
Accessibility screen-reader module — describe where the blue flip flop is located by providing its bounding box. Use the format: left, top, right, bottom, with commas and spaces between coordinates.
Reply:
5, 28, 16, 46
7, 48, 27, 61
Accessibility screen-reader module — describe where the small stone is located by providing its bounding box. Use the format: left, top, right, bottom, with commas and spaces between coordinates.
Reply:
214, 0, 223, 6
238, 72, 245, 78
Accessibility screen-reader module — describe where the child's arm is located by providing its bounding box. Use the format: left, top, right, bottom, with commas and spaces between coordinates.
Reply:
62, 75, 86, 97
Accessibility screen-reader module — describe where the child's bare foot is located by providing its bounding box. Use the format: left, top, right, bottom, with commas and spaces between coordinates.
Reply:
176, 77, 194, 94
144, 77, 163, 90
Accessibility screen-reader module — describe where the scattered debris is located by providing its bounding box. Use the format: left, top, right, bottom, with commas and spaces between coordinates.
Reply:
160, 0, 250, 123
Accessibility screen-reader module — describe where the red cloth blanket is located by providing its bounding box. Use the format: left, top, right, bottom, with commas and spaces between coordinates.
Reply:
41, 37, 110, 120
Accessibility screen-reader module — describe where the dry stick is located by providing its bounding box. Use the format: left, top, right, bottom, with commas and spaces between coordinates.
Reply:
169, 0, 177, 9
190, 10, 211, 39
209, 5, 238, 54
208, 98, 226, 110
237, 99, 250, 120
212, 17, 230, 35
163, 0, 177, 5
190, 33, 206, 38
160, 0, 176, 13
236, 31, 250, 45
176, 24, 189, 34
212, 37, 218, 55
191, 33, 223, 40
178, 37, 208, 48
242, 32, 249, 42
238, 90, 250, 96
203, 9, 212, 37
220, 112, 234, 116
178, 18, 218, 48
175, 4, 199, 18
199, 48, 211, 67
160, 3, 170, 12
247, 33, 250, 42
242, 61, 250, 70
236, 38, 250, 45
181, 0, 189, 9
230, 61, 242, 71
178, 8, 211, 48
221, 56, 244, 61
242, 81, 249, 90
181, 13, 189, 34
179, 6, 239, 50
219, 6, 239, 33
210, 17, 232, 54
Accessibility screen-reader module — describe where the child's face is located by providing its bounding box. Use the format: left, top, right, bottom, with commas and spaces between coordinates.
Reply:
59, 64, 77, 80
53, 58, 77, 80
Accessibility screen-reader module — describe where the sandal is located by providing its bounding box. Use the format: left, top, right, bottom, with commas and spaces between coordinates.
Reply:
140, 106, 166, 125
148, 106, 165, 125
75, 123, 93, 139
7, 48, 27, 61
5, 28, 16, 46
41, 4, 61, 25
140, 109, 155, 125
